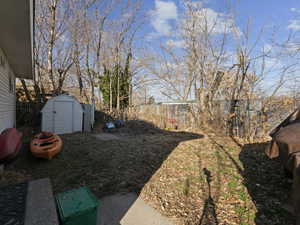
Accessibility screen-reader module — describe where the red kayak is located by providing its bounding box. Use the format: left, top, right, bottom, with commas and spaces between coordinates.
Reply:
0, 128, 23, 161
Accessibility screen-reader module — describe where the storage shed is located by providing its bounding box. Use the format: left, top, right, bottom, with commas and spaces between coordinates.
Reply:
41, 95, 83, 134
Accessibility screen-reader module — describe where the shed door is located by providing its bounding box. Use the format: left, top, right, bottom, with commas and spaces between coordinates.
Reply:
54, 101, 73, 134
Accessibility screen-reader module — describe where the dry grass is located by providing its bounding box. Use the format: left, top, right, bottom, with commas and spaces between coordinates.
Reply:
1, 121, 295, 225
140, 133, 294, 225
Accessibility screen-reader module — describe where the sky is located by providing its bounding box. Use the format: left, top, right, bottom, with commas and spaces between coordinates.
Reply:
141, 0, 300, 44
133, 0, 300, 101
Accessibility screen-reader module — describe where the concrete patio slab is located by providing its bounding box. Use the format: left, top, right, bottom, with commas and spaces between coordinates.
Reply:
25, 178, 59, 225
97, 193, 173, 225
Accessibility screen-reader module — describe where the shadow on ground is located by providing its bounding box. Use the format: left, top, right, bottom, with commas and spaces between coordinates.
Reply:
240, 142, 294, 225
198, 168, 219, 225
204, 134, 295, 225
7, 112, 203, 225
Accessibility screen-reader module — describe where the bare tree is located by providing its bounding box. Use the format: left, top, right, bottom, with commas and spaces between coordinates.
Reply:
140, 0, 298, 137
35, 0, 74, 94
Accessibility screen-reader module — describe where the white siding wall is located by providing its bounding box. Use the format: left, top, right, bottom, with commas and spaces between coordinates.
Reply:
0, 48, 15, 133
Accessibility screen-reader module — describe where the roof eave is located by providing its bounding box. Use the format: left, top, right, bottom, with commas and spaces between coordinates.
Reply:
0, 0, 34, 79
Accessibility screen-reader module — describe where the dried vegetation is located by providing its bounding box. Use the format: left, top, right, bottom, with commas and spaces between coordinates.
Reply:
1, 121, 295, 225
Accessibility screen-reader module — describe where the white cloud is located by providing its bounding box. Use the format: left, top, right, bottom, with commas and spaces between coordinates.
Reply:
260, 57, 284, 74
288, 19, 300, 31
285, 42, 300, 52
265, 57, 281, 69
196, 8, 235, 34
185, 1, 203, 9
166, 39, 185, 48
291, 8, 300, 13
150, 0, 178, 37
263, 43, 272, 52
183, 7, 237, 35
288, 8, 300, 31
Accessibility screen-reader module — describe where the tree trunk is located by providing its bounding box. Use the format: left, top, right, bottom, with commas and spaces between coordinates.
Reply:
33, 83, 42, 104
91, 80, 95, 108
47, 0, 58, 91
20, 79, 33, 103
109, 76, 112, 112
117, 72, 120, 110
129, 83, 132, 107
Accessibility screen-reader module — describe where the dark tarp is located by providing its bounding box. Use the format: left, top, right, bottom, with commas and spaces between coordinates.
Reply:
267, 123, 300, 172
267, 107, 300, 169
266, 107, 300, 222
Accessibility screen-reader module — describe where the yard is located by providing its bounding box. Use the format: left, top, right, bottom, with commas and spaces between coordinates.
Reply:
1, 120, 295, 225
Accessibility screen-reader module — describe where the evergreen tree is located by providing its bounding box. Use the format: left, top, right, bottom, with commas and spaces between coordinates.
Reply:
99, 52, 132, 109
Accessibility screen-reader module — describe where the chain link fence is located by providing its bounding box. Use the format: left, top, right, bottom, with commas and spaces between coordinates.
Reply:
98, 98, 298, 138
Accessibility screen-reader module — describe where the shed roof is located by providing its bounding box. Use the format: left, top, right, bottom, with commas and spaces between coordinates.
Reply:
41, 94, 83, 112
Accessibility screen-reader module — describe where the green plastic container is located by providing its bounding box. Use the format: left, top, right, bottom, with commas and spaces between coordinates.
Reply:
55, 187, 99, 225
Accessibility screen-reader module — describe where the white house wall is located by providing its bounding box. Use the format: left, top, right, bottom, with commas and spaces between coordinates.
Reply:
0, 48, 15, 133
